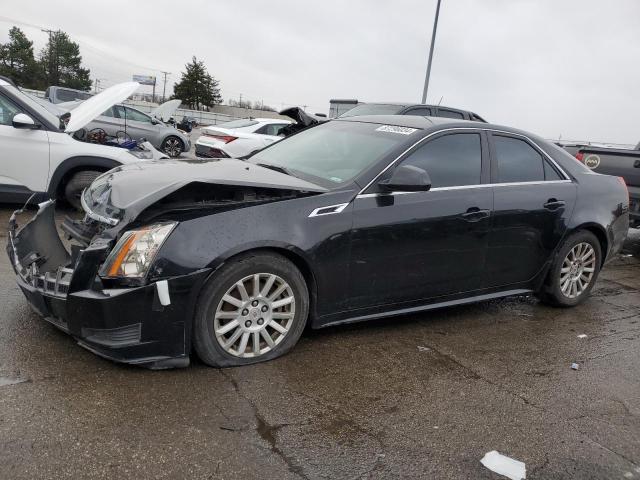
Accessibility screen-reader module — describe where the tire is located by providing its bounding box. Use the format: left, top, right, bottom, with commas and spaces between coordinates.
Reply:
63, 170, 101, 210
537, 230, 602, 307
193, 252, 309, 367
161, 136, 184, 158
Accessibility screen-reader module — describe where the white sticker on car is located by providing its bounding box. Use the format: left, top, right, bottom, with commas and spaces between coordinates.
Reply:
584, 154, 600, 170
375, 125, 417, 135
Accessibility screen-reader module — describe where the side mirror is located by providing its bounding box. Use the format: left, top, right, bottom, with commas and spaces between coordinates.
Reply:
379, 165, 431, 192
12, 113, 39, 129
151, 117, 160, 125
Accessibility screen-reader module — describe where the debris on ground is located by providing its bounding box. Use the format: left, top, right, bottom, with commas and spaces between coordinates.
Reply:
571, 363, 580, 370
417, 346, 431, 352
577, 334, 588, 339
480, 450, 526, 480
0, 376, 29, 387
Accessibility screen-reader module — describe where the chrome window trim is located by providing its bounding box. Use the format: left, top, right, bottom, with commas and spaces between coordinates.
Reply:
356, 180, 572, 199
357, 127, 571, 196
308, 203, 350, 217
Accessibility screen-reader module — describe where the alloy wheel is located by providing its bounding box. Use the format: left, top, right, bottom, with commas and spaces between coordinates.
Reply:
214, 273, 295, 358
163, 138, 183, 157
560, 242, 596, 298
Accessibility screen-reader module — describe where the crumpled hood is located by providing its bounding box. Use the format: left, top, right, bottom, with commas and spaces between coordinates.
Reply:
151, 99, 181, 122
98, 158, 327, 214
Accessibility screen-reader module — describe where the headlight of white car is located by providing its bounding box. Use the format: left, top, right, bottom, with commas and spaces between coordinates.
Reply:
99, 223, 176, 278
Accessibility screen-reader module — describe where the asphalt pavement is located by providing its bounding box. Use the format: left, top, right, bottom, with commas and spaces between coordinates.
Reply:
0, 205, 638, 479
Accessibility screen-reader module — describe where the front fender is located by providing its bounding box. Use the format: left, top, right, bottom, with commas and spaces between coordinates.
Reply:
47, 156, 122, 197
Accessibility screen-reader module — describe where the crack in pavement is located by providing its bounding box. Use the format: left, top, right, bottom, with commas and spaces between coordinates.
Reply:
218, 369, 309, 479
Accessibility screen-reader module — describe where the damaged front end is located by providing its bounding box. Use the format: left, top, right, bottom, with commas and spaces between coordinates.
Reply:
7, 160, 324, 368
7, 200, 208, 369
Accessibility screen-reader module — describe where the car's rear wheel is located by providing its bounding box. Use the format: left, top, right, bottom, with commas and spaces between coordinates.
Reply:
63, 170, 101, 210
537, 230, 602, 307
193, 252, 309, 367
161, 136, 184, 157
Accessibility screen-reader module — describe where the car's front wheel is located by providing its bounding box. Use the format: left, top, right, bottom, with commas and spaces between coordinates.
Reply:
161, 136, 184, 158
63, 170, 102, 210
193, 252, 309, 367
537, 230, 602, 307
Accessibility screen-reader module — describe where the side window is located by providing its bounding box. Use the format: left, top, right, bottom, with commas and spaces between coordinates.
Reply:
436, 108, 464, 119
101, 107, 117, 118
404, 107, 432, 116
493, 135, 544, 183
256, 123, 288, 136
123, 107, 151, 123
0, 94, 22, 126
397, 133, 482, 188
543, 159, 563, 180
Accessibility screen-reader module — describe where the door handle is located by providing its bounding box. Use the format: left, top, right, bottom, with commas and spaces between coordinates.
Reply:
461, 207, 490, 222
544, 199, 565, 210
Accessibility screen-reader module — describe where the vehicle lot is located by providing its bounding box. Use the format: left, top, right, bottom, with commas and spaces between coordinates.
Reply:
0, 205, 638, 479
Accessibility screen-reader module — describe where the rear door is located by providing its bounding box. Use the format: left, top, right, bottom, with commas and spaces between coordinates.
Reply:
485, 132, 577, 288
349, 130, 492, 310
119, 106, 157, 141
90, 106, 123, 137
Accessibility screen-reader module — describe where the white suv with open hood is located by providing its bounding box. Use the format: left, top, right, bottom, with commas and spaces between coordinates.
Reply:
0, 78, 164, 208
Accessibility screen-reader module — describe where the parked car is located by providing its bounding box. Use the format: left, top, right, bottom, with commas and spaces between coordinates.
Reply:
339, 102, 487, 122
195, 107, 326, 159
562, 143, 639, 228
8, 115, 629, 368
0, 77, 163, 208
45, 85, 93, 104
177, 116, 198, 133
77, 100, 191, 158
195, 117, 293, 158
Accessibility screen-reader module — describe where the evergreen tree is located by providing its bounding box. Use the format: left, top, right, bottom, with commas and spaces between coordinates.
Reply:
38, 30, 91, 90
172, 56, 222, 110
0, 27, 39, 88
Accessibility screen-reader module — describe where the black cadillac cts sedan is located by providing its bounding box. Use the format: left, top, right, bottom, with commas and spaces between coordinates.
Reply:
8, 115, 629, 368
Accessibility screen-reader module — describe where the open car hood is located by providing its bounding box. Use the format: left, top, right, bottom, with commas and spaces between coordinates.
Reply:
64, 82, 139, 133
279, 107, 326, 127
151, 99, 181, 122
83, 158, 327, 222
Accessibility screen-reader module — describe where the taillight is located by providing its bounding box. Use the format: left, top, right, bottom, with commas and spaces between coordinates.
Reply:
203, 133, 237, 143
617, 176, 629, 201
575, 152, 584, 162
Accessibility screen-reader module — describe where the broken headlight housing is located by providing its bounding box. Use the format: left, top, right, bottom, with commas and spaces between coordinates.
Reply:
99, 222, 176, 279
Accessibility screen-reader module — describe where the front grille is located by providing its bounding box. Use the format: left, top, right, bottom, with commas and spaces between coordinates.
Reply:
31, 268, 73, 298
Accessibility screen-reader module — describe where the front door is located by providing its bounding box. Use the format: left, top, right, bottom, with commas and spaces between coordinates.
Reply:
485, 133, 577, 287
0, 91, 50, 195
349, 130, 492, 311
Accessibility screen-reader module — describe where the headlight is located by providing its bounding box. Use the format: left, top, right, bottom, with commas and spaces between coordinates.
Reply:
99, 222, 176, 279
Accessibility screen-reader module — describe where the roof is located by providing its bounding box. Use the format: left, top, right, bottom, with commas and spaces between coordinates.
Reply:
337, 114, 534, 138
0, 76, 13, 87
254, 118, 293, 124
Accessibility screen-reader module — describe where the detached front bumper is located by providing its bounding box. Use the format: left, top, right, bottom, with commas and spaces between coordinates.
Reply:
7, 201, 209, 369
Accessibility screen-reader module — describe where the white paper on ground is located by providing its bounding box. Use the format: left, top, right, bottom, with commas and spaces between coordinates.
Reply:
480, 451, 526, 480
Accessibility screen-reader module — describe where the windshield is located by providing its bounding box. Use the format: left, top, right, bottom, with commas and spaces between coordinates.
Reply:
6, 86, 60, 127
339, 103, 405, 118
249, 120, 415, 188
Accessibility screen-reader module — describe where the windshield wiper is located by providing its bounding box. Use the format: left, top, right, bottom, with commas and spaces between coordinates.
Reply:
256, 163, 296, 177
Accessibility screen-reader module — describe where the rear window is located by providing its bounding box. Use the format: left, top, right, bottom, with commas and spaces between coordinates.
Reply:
217, 119, 259, 128
339, 104, 404, 118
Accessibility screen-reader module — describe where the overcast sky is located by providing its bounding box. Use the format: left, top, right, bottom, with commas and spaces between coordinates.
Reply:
1, 1, 639, 143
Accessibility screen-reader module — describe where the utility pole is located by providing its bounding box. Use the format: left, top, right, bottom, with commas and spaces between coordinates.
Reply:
160, 71, 170, 102
421, 0, 442, 104
41, 28, 56, 86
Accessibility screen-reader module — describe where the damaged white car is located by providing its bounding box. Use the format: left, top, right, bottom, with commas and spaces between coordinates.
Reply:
0, 78, 165, 208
